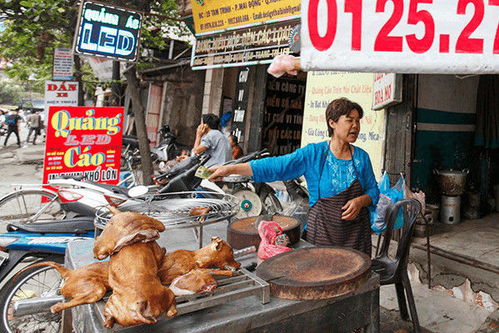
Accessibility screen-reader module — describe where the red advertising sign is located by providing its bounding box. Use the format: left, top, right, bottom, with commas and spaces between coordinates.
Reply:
42, 106, 124, 185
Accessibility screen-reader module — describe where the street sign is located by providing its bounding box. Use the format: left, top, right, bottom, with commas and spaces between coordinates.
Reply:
44, 81, 79, 115
42, 106, 124, 185
74, 1, 142, 62
372, 73, 402, 110
191, 0, 300, 35
192, 21, 296, 70
301, 0, 499, 74
53, 48, 74, 81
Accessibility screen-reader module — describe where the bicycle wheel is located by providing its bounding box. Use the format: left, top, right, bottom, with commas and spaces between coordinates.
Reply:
0, 256, 64, 333
0, 190, 65, 228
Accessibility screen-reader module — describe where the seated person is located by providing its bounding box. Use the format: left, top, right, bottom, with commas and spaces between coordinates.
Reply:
228, 135, 243, 159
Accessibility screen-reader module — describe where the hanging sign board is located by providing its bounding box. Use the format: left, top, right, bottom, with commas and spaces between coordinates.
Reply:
44, 81, 79, 116
192, 20, 296, 70
301, 0, 499, 74
191, 0, 300, 35
372, 73, 402, 110
42, 106, 124, 185
53, 48, 74, 81
231, 67, 253, 144
301, 72, 386, 178
74, 1, 142, 62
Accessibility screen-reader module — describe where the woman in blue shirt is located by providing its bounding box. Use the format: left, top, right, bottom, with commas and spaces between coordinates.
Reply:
209, 98, 379, 256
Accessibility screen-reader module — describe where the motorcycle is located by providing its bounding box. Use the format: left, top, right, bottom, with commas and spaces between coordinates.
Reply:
122, 126, 190, 171
153, 125, 190, 167
0, 217, 94, 332
42, 153, 215, 219
220, 149, 284, 218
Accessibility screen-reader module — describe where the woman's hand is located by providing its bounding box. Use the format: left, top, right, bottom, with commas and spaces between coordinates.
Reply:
208, 165, 232, 182
341, 197, 363, 220
208, 163, 253, 182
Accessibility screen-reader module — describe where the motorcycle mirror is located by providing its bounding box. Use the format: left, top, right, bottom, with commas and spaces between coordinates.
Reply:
128, 186, 149, 198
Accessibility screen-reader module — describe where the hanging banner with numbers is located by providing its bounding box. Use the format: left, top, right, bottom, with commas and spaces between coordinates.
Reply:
301, 0, 499, 74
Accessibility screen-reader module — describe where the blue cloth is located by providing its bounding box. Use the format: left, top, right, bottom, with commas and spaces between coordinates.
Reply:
249, 141, 380, 207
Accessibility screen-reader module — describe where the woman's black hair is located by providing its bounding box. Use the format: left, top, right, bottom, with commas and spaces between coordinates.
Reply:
228, 134, 238, 145
202, 113, 220, 129
325, 97, 364, 136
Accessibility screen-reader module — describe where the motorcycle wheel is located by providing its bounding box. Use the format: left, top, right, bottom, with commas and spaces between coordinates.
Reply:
0, 190, 66, 230
259, 188, 283, 215
0, 256, 64, 333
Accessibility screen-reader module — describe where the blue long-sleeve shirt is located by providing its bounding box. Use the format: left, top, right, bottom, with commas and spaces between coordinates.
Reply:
249, 141, 380, 207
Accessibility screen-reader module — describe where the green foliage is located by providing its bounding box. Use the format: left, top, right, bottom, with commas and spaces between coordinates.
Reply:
0, 77, 23, 105
0, 0, 188, 87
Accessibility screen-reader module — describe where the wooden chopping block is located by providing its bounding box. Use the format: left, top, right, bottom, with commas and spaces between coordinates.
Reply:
227, 215, 301, 249
256, 247, 371, 300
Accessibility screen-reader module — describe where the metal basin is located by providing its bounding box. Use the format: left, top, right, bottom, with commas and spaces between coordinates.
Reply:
434, 169, 469, 196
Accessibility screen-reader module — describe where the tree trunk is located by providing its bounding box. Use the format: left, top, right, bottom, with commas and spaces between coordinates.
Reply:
111, 61, 122, 106
74, 55, 85, 106
124, 65, 154, 185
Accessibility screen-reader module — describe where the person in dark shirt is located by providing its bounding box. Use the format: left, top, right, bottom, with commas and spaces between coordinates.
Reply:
4, 110, 22, 147
228, 134, 243, 159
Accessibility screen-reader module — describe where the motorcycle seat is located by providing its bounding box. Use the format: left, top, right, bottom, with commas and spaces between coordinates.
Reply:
85, 181, 131, 196
6, 217, 95, 234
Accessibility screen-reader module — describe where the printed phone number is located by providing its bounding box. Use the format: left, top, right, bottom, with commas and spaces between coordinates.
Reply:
307, 0, 499, 54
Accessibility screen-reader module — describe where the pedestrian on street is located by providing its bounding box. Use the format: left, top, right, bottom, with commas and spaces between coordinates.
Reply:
228, 134, 244, 159
26, 110, 41, 145
3, 109, 22, 147
193, 113, 231, 168
208, 98, 379, 256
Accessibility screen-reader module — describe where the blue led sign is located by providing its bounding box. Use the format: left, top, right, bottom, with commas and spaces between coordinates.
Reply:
74, 1, 142, 62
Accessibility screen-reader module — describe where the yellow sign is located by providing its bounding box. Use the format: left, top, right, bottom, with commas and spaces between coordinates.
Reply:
191, 0, 301, 35
301, 72, 386, 179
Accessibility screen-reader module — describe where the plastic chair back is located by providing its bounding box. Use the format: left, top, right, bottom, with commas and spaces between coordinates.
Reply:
378, 199, 421, 276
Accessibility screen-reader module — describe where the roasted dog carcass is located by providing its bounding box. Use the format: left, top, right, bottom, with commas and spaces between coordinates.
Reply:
158, 236, 241, 284
94, 211, 165, 260
169, 268, 234, 296
15, 261, 110, 313
95, 211, 176, 328
104, 241, 177, 328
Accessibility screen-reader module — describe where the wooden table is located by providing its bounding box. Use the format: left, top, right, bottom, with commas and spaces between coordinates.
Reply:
66, 239, 380, 333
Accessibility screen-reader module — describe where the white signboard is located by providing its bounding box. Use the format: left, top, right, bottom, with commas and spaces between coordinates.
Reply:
53, 48, 74, 81
301, 0, 499, 74
44, 81, 79, 115
372, 73, 402, 110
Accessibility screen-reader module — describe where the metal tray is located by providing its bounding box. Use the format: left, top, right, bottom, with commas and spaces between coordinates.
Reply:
89, 268, 270, 331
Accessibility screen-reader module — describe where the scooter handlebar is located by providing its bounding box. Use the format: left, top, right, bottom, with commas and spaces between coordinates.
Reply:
223, 149, 269, 165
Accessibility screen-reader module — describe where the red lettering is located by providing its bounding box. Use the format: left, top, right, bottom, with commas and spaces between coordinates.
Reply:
48, 84, 58, 91
406, 0, 435, 53
456, 0, 484, 54
491, 0, 499, 54
308, 0, 337, 51
344, 0, 363, 51
374, 0, 404, 52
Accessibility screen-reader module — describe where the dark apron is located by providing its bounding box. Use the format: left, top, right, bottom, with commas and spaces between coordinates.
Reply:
305, 145, 372, 256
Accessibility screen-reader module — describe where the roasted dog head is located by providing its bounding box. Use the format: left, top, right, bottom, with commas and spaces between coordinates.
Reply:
94, 211, 165, 260
196, 237, 241, 270
169, 269, 217, 296
104, 285, 177, 328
